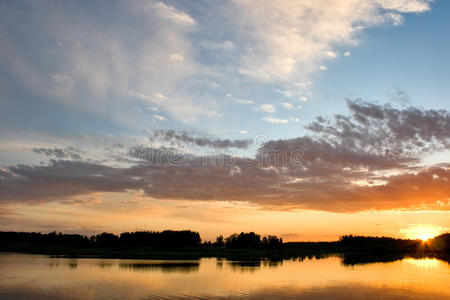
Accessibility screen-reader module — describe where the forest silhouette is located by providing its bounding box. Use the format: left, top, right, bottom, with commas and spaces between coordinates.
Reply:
1, 230, 449, 263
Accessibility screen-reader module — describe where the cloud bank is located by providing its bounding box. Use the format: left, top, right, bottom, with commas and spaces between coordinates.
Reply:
1, 101, 448, 212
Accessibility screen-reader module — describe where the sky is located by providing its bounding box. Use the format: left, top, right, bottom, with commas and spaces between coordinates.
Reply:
0, 0, 449, 241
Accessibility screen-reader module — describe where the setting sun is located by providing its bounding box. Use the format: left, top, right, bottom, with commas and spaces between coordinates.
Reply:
418, 234, 433, 241
401, 225, 443, 241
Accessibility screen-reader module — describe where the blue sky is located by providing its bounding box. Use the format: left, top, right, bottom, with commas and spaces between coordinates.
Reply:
1, 0, 449, 239
1, 0, 448, 144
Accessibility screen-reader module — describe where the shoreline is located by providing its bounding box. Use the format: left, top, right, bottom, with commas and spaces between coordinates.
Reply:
2, 246, 448, 265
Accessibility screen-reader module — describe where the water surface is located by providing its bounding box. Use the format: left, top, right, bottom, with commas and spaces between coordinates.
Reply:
0, 253, 449, 299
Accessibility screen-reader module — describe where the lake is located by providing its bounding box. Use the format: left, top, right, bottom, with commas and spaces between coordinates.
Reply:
0, 253, 449, 299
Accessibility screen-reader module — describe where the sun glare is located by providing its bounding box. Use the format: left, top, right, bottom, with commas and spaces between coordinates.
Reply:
401, 225, 443, 241
418, 233, 433, 241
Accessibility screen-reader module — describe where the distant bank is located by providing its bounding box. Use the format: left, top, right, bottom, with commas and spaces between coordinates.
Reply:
1, 230, 449, 262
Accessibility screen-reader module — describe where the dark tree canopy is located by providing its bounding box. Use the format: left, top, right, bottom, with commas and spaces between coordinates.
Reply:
0, 230, 201, 248
224, 232, 282, 249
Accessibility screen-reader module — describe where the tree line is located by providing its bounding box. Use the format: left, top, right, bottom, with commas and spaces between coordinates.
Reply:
1, 230, 449, 253
339, 234, 450, 253
213, 232, 283, 248
0, 230, 283, 249
0, 230, 201, 248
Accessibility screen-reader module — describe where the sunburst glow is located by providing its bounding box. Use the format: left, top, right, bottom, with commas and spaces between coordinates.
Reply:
401, 225, 444, 241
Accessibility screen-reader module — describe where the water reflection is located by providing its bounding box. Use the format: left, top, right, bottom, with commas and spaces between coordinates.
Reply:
119, 262, 199, 273
405, 257, 440, 269
227, 260, 283, 272
48, 260, 78, 269
155, 284, 449, 300
339, 253, 405, 266
0, 253, 449, 300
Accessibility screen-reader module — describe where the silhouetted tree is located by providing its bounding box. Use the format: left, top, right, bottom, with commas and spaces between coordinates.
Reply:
92, 232, 119, 247
262, 235, 283, 248
0, 231, 91, 247
339, 235, 420, 252
215, 235, 224, 247
225, 232, 261, 248
119, 230, 201, 247
430, 233, 450, 253
224, 232, 283, 249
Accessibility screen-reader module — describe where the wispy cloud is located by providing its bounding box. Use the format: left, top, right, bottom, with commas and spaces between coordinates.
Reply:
0, 0, 434, 130
263, 117, 289, 124
150, 1, 196, 26
0, 0, 217, 126
32, 147, 83, 160
281, 102, 293, 110
147, 129, 252, 149
153, 115, 167, 121
226, 94, 253, 105
260, 104, 277, 113
234, 0, 432, 83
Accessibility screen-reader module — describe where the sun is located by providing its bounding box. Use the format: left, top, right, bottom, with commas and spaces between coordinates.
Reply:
401, 225, 443, 241
417, 233, 433, 241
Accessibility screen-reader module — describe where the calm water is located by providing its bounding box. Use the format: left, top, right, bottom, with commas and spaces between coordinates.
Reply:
0, 253, 449, 299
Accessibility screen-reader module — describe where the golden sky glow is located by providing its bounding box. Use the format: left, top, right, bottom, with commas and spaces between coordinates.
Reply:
0, 0, 449, 240
2, 191, 449, 241
400, 224, 445, 241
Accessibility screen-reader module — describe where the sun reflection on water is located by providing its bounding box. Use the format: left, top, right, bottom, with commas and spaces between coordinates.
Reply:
404, 258, 440, 269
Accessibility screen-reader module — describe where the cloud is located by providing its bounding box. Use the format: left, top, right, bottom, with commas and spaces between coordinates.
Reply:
303, 100, 450, 168
129, 99, 450, 211
263, 117, 289, 124
281, 102, 293, 110
325, 51, 338, 58
201, 40, 236, 51
1, 101, 449, 212
344, 51, 352, 57
233, 0, 432, 82
0, 0, 217, 127
0, 160, 143, 204
148, 129, 252, 149
32, 147, 83, 160
151, 1, 196, 26
388, 87, 410, 105
0, 0, 434, 130
226, 94, 253, 105
153, 114, 167, 121
128, 90, 220, 123
0, 2, 444, 213
319, 66, 327, 71
260, 104, 277, 113
170, 54, 185, 61
379, 0, 432, 13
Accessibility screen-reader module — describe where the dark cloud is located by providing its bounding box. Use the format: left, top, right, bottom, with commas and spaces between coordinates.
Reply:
32, 146, 83, 160
1, 101, 449, 212
387, 87, 410, 106
149, 130, 252, 149
306, 99, 450, 158
0, 160, 142, 204
1, 160, 448, 212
